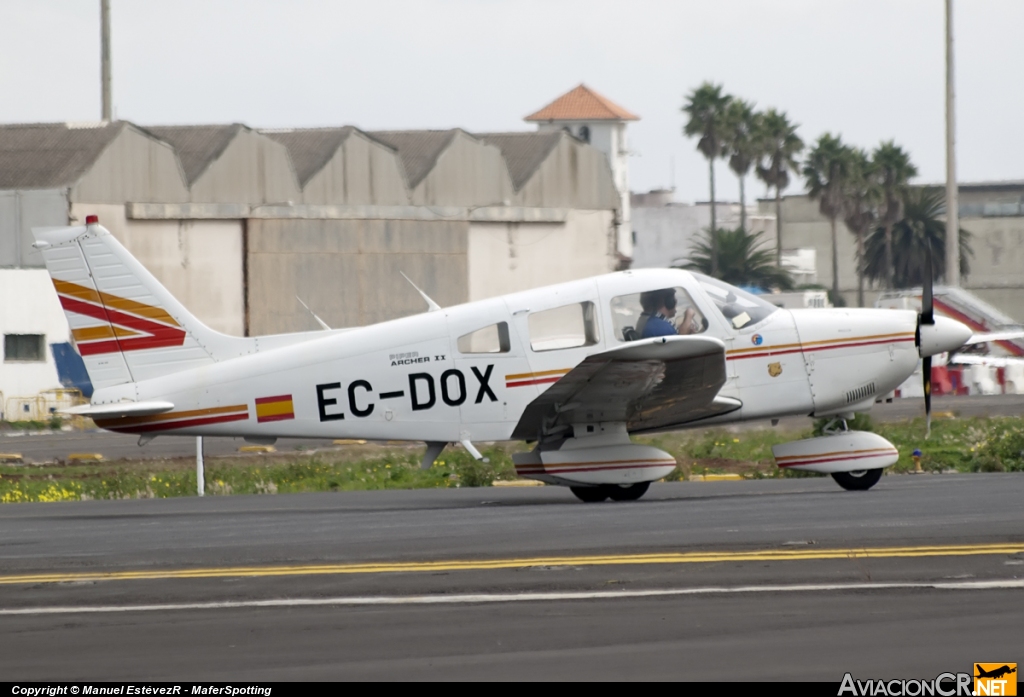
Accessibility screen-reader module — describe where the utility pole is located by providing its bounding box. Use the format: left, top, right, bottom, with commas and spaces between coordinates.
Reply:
101, 0, 112, 121
945, 0, 960, 286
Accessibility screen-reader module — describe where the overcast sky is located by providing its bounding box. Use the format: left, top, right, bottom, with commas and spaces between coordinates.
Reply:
3, 1, 1022, 203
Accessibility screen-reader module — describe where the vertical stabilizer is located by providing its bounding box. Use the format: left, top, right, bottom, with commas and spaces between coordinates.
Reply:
33, 219, 233, 390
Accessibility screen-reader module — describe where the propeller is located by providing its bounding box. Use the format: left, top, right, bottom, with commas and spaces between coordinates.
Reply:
920, 241, 934, 438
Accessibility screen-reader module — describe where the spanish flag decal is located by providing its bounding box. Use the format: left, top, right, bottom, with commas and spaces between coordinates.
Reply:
255, 395, 295, 423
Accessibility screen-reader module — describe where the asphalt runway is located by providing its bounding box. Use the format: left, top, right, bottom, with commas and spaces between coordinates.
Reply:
1, 474, 1022, 680
3, 393, 1023, 464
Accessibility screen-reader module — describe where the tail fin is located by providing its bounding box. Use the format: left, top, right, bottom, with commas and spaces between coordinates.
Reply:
33, 218, 242, 390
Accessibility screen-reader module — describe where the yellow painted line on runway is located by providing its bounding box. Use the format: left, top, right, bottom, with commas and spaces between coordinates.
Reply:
2, 543, 1023, 586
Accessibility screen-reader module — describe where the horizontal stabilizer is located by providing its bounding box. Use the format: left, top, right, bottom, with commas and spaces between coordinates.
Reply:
62, 401, 175, 418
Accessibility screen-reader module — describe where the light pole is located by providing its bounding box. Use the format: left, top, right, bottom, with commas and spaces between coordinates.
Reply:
100, 0, 112, 121
944, 0, 959, 287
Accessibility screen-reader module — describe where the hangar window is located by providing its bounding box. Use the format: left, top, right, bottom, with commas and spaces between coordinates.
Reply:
611, 288, 706, 341
4, 334, 45, 362
457, 322, 511, 354
528, 302, 599, 352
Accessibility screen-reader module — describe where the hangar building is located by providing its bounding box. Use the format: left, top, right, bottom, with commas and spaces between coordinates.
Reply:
0, 95, 630, 416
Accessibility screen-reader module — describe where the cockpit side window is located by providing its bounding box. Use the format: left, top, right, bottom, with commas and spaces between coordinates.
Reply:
611, 287, 707, 342
693, 273, 779, 330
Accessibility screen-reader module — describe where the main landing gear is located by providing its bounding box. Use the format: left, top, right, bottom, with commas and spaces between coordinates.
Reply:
831, 469, 883, 491
570, 482, 650, 503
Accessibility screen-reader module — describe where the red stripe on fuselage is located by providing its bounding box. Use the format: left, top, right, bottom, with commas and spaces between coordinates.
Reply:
105, 412, 249, 434
506, 376, 563, 388
728, 336, 915, 361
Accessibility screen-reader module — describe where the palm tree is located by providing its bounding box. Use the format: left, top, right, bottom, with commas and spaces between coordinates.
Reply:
755, 109, 804, 266
679, 227, 794, 290
804, 133, 853, 304
841, 149, 880, 307
683, 82, 732, 275
723, 99, 762, 233
863, 187, 972, 288
873, 141, 918, 288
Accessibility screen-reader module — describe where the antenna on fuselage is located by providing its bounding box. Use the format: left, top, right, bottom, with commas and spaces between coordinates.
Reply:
296, 296, 331, 330
401, 272, 442, 312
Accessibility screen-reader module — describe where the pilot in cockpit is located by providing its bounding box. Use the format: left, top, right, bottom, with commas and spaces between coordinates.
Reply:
637, 288, 700, 338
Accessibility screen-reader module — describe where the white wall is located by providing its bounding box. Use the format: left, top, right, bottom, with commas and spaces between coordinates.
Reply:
468, 210, 615, 301
0, 269, 68, 416
537, 121, 632, 259
631, 202, 774, 268
70, 204, 245, 336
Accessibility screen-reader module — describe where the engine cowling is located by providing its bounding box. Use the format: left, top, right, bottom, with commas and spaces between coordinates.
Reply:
771, 431, 898, 474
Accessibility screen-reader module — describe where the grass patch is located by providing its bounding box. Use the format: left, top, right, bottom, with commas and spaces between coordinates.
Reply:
0, 444, 520, 503
2, 415, 1022, 503
0, 417, 64, 432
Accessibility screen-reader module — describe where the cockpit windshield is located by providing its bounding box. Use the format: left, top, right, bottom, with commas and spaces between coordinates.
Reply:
693, 273, 779, 330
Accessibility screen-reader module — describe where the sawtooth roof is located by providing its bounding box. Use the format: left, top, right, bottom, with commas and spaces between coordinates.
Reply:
0, 121, 126, 189
366, 129, 459, 188
145, 124, 243, 185
0, 122, 598, 195
477, 132, 563, 190
524, 84, 639, 122
262, 127, 358, 186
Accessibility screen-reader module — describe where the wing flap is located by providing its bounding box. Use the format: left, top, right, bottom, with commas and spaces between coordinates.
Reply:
512, 335, 736, 440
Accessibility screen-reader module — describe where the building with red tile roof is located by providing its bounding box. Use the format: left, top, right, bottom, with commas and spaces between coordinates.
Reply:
524, 84, 639, 123
526, 85, 638, 260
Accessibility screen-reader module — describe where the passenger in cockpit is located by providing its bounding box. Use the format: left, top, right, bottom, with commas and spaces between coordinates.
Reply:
637, 288, 698, 338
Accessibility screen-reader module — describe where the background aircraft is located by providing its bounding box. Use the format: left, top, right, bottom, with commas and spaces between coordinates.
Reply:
33, 217, 972, 502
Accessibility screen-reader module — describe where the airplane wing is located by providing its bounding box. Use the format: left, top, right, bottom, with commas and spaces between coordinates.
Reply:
511, 335, 739, 440
948, 354, 1024, 368
964, 330, 1024, 345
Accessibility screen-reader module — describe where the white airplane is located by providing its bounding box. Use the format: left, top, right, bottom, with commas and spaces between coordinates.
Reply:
32, 217, 973, 502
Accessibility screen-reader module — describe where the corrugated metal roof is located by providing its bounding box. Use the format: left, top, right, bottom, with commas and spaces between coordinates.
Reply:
146, 124, 242, 184
262, 127, 356, 186
524, 84, 639, 122
477, 132, 563, 190
0, 121, 125, 189
0, 121, 609, 198
366, 129, 459, 188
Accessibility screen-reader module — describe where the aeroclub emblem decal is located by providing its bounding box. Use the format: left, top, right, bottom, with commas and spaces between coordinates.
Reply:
751, 334, 763, 346
768, 362, 783, 377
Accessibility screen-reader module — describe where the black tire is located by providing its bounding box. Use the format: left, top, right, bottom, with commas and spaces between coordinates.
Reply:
570, 486, 609, 503
831, 469, 883, 491
606, 482, 651, 502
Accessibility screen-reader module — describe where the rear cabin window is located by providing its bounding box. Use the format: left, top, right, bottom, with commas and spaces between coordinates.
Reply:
611, 287, 707, 341
3, 334, 45, 362
457, 322, 511, 354
528, 302, 599, 352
